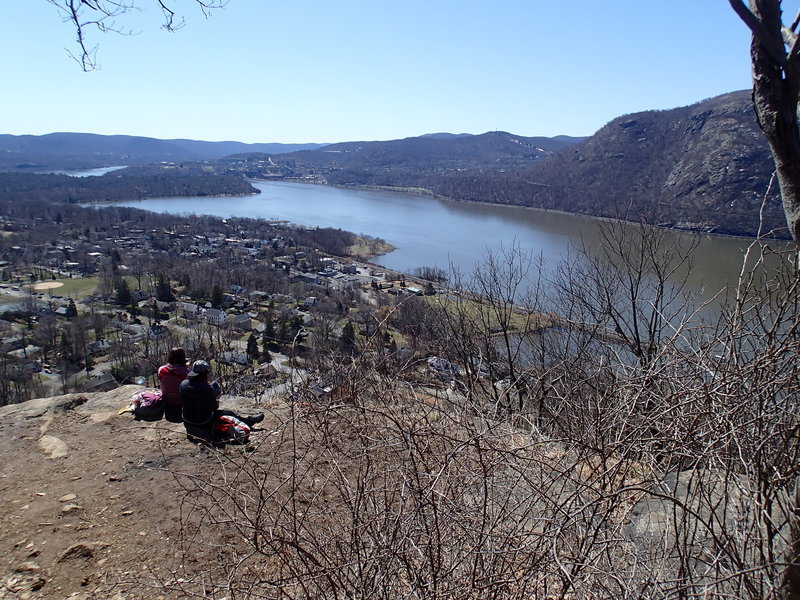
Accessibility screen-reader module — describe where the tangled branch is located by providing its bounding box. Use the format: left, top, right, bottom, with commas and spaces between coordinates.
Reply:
45, 0, 228, 70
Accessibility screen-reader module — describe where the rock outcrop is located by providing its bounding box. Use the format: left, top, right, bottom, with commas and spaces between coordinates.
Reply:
0, 386, 274, 599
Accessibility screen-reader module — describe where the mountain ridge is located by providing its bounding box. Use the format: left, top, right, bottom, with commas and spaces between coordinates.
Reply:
0, 132, 327, 171
220, 91, 784, 237
0, 91, 789, 238
433, 90, 784, 237
227, 131, 585, 186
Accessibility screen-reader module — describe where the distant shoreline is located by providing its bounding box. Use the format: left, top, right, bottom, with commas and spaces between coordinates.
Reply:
281, 179, 791, 243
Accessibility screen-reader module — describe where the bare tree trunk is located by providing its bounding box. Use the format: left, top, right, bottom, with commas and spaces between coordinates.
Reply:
751, 35, 800, 241
786, 486, 800, 600
730, 4, 800, 597
730, 0, 800, 241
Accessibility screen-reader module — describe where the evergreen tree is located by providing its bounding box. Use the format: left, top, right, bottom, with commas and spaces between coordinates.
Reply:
155, 272, 174, 302
340, 321, 357, 354
59, 332, 74, 363
211, 284, 224, 308
289, 316, 304, 338
277, 320, 288, 345
65, 298, 78, 320
264, 316, 275, 343
110, 249, 122, 265
115, 278, 132, 306
246, 333, 259, 360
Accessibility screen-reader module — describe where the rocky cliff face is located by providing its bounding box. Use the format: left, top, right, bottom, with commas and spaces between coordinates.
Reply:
439, 91, 787, 237
580, 91, 780, 234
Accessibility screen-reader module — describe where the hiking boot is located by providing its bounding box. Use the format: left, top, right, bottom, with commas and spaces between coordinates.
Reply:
243, 413, 264, 427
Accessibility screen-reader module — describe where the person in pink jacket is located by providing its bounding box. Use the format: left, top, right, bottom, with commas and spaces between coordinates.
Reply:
158, 347, 190, 422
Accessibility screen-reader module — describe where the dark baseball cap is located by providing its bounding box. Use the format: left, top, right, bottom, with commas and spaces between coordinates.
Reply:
188, 360, 210, 377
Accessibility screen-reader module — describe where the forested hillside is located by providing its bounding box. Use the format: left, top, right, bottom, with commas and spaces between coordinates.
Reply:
228, 91, 785, 238
430, 91, 784, 237
226, 132, 584, 186
1, 92, 787, 237
0, 165, 258, 203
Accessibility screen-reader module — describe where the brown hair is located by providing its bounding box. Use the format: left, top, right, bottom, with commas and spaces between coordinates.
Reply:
167, 347, 187, 365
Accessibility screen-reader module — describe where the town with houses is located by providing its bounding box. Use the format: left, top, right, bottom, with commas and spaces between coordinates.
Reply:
0, 201, 439, 405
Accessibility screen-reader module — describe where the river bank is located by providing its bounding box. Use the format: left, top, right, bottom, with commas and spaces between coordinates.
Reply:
317, 179, 789, 243
348, 236, 396, 259
108, 180, 780, 301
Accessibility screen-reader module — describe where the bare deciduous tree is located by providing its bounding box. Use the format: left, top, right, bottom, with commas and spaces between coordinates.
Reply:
45, 0, 228, 70
94, 223, 793, 600
553, 219, 700, 368
730, 0, 800, 241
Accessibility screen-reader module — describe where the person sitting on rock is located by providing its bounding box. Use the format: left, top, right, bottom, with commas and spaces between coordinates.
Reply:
180, 360, 263, 445
157, 347, 190, 422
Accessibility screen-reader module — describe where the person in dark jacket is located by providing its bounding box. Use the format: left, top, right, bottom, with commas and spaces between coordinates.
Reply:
180, 360, 263, 444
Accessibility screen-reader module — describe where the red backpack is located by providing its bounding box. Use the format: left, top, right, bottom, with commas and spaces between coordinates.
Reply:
213, 415, 251, 443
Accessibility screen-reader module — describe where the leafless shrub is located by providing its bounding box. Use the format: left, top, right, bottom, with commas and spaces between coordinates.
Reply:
151, 226, 799, 599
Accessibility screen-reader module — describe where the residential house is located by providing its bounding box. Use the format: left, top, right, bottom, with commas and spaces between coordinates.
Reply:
218, 350, 250, 365
7, 345, 39, 360
295, 272, 320, 285
230, 313, 252, 331
177, 301, 200, 317
257, 363, 279, 379
1, 336, 24, 352
427, 356, 461, 379
149, 324, 168, 338
205, 308, 227, 326
155, 300, 174, 312
87, 340, 111, 355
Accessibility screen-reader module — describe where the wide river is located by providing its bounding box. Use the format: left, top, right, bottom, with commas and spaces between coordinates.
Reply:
111, 180, 783, 303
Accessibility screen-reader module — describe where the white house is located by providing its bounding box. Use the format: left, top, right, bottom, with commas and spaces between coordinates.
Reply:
205, 308, 226, 325
177, 301, 199, 317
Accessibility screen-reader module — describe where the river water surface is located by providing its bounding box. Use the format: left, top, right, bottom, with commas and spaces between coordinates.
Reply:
111, 180, 785, 303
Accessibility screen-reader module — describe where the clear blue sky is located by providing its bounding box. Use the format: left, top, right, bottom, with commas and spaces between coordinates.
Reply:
1, 1, 794, 144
